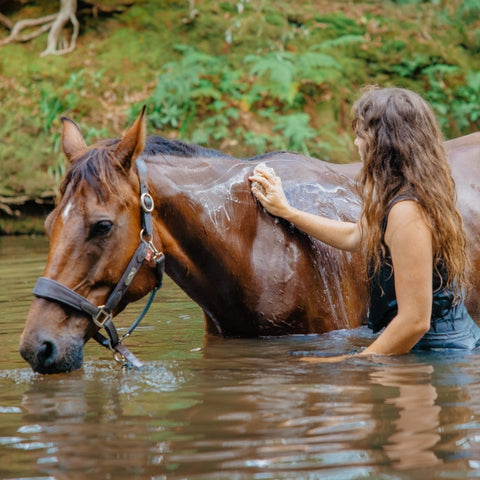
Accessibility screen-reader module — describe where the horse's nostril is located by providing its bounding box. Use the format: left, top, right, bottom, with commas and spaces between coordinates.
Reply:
36, 340, 57, 369
20, 336, 83, 374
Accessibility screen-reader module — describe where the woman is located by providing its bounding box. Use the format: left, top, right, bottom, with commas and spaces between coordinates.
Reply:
249, 86, 480, 361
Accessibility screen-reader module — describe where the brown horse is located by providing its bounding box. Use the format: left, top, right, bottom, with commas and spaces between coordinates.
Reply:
19, 110, 480, 373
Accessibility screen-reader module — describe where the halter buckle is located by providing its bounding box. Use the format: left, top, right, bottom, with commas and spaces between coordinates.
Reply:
140, 192, 154, 213
92, 305, 113, 328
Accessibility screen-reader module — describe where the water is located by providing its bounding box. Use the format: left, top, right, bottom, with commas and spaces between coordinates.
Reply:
2, 236, 480, 479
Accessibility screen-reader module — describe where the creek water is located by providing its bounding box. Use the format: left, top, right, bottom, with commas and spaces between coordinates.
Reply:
1, 236, 480, 479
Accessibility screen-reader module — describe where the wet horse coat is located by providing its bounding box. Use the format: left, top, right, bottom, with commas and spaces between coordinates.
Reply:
445, 132, 480, 320
19, 111, 480, 373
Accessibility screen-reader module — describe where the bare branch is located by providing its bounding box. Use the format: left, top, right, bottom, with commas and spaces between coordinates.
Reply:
0, 13, 57, 46
0, 0, 132, 55
0, 12, 13, 30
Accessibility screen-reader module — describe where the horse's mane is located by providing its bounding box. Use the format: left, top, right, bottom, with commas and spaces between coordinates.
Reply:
143, 135, 231, 158
58, 135, 232, 205
144, 135, 285, 161
58, 138, 126, 206
57, 134, 281, 209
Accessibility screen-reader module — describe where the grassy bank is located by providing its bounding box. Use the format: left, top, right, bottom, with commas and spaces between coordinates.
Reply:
1, 0, 479, 233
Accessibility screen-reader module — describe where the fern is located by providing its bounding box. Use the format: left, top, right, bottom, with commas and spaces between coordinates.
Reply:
298, 51, 342, 84
245, 49, 342, 105
245, 51, 298, 104
273, 113, 316, 155
453, 70, 480, 128
315, 35, 366, 50
459, 0, 480, 23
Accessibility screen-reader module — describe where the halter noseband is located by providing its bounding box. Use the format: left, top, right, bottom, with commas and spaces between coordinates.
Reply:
32, 157, 165, 369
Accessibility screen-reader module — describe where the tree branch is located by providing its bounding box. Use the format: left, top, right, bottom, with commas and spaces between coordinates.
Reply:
0, 12, 13, 30
0, 13, 57, 46
0, 0, 132, 55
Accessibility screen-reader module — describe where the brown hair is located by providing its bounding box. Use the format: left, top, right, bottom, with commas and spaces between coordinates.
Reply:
352, 86, 469, 292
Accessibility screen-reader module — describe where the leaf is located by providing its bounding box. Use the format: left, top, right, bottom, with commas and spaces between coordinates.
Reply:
273, 112, 316, 153
315, 35, 366, 49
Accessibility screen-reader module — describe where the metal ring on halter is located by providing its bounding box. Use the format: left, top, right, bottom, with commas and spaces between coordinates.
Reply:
139, 228, 158, 251
113, 351, 126, 364
140, 192, 154, 212
140, 229, 151, 244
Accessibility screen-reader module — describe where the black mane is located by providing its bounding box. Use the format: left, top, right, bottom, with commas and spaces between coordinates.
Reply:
143, 135, 231, 159
143, 134, 288, 162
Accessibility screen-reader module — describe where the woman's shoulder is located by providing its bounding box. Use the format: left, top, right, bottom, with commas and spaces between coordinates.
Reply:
384, 199, 430, 247
388, 198, 424, 221
381, 193, 421, 233
386, 191, 419, 212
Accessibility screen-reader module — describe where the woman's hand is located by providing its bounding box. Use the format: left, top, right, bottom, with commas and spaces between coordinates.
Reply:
300, 354, 352, 364
249, 165, 291, 218
249, 164, 362, 251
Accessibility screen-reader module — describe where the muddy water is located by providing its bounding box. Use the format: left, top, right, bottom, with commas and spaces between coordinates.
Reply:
2, 236, 480, 479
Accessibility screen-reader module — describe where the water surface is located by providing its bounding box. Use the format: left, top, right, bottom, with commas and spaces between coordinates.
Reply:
2, 236, 480, 479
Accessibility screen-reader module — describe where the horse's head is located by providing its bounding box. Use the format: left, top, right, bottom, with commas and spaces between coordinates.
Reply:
20, 109, 161, 374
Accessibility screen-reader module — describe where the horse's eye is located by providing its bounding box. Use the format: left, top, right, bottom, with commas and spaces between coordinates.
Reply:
90, 220, 113, 238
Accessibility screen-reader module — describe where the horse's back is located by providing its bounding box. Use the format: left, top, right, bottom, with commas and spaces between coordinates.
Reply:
245, 152, 360, 212
445, 133, 480, 321
445, 131, 480, 154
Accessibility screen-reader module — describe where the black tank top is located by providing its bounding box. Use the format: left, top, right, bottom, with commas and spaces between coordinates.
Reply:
368, 195, 456, 333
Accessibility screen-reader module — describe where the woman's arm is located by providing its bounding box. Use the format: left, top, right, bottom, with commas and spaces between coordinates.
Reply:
249, 166, 362, 252
303, 200, 433, 363
361, 200, 432, 355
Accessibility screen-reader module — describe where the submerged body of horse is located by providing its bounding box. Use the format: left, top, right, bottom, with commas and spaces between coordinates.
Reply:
19, 111, 480, 373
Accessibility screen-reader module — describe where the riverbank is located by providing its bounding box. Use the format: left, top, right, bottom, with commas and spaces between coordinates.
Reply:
0, 194, 53, 234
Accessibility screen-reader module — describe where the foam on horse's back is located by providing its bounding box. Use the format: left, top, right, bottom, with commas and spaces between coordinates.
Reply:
284, 179, 361, 222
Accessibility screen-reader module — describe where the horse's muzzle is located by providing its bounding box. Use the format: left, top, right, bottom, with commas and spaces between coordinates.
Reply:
19, 335, 84, 374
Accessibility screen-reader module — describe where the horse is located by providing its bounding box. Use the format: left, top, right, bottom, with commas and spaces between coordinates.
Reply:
19, 109, 480, 373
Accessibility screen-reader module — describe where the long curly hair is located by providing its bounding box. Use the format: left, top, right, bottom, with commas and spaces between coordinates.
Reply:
352, 86, 469, 292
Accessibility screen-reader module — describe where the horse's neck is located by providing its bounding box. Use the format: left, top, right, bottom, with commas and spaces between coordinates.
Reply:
148, 153, 246, 208
147, 154, 251, 283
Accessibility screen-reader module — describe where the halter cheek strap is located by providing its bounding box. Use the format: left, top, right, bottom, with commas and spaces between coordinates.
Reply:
32, 157, 165, 369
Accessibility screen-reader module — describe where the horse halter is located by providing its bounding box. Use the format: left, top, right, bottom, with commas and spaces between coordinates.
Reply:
32, 157, 165, 369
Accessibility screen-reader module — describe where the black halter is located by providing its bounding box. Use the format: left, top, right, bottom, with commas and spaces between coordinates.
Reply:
32, 157, 165, 369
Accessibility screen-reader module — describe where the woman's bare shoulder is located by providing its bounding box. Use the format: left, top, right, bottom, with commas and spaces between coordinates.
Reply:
385, 200, 430, 246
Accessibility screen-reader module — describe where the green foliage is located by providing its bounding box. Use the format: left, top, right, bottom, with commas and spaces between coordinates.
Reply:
425, 69, 480, 134
314, 13, 363, 36
39, 71, 85, 132
147, 45, 232, 133
317, 35, 366, 50
245, 49, 342, 105
139, 42, 345, 156
272, 113, 317, 155
456, 71, 480, 124
458, 0, 480, 23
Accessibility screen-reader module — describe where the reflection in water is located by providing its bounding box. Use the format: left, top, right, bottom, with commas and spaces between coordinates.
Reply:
17, 365, 185, 480
161, 341, 377, 478
369, 362, 442, 470
4, 336, 480, 479
3, 236, 480, 479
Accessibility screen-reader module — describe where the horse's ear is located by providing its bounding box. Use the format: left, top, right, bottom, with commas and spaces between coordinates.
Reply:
114, 106, 147, 171
61, 117, 88, 163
